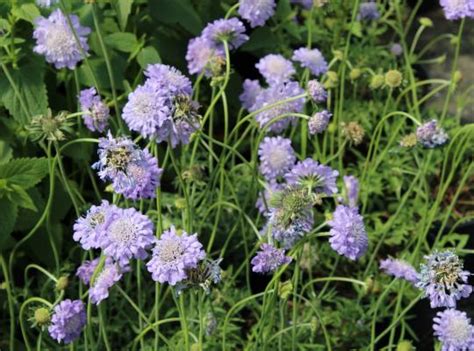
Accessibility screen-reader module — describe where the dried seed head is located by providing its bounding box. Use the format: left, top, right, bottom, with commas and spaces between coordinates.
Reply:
342, 121, 365, 145
400, 133, 417, 148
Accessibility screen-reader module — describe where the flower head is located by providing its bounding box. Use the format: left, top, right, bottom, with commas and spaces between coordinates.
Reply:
101, 207, 155, 266
89, 262, 123, 305
33, 9, 90, 69
186, 36, 225, 77
328, 205, 368, 260
147, 227, 206, 285
440, 0, 474, 20
251, 243, 292, 273
240, 79, 263, 110
285, 158, 339, 195
416, 120, 448, 148
202, 18, 248, 50
238, 0, 276, 27
380, 258, 418, 284
343, 175, 359, 207
78, 88, 110, 132
390, 43, 403, 56
417, 250, 472, 308
307, 80, 327, 103
292, 48, 328, 76
358, 2, 381, 21
48, 299, 86, 344
308, 110, 332, 135
342, 121, 365, 145
76, 258, 100, 285
258, 136, 296, 181
256, 54, 295, 85
433, 309, 474, 351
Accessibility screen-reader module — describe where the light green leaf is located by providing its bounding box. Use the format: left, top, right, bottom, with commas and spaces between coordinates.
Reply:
0, 140, 12, 165
8, 184, 37, 211
137, 46, 161, 68
0, 157, 49, 190
104, 32, 138, 53
11, 4, 41, 24
0, 199, 17, 249
115, 0, 133, 31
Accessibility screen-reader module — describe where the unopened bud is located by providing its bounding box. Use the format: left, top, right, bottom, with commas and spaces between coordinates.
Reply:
397, 340, 414, 351
56, 276, 69, 291
370, 74, 384, 90
385, 70, 403, 88
34, 307, 50, 326
419, 17, 432, 27
349, 68, 362, 80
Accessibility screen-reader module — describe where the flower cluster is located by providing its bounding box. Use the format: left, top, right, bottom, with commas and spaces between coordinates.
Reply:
78, 88, 110, 132
238, 0, 276, 28
48, 299, 86, 344
440, 0, 474, 20
416, 120, 448, 148
292, 48, 328, 76
379, 258, 418, 284
251, 243, 292, 274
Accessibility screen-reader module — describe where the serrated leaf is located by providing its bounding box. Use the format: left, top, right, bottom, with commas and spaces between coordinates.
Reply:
11, 4, 41, 24
0, 140, 12, 165
8, 184, 37, 211
0, 157, 49, 189
137, 46, 161, 68
0, 199, 17, 249
104, 32, 138, 53
148, 0, 202, 35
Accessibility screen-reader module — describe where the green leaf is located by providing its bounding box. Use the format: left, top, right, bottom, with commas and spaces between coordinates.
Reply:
11, 4, 41, 24
0, 157, 49, 189
8, 184, 37, 211
0, 199, 17, 249
104, 32, 138, 53
0, 140, 12, 165
137, 46, 161, 68
0, 61, 48, 125
241, 27, 278, 52
115, 0, 133, 31
78, 56, 126, 90
149, 0, 202, 35
348, 21, 362, 38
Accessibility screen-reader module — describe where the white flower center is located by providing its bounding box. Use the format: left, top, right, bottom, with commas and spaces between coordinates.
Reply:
127, 162, 148, 185
109, 218, 138, 244
46, 27, 76, 56
447, 318, 470, 342
267, 146, 289, 169
158, 239, 184, 263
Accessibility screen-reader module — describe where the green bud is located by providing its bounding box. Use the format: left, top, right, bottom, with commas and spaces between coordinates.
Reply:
175, 197, 187, 209
333, 50, 344, 61
34, 307, 50, 326
324, 71, 338, 89
385, 70, 403, 88
453, 70, 462, 83
396, 340, 414, 351
56, 276, 69, 291
370, 74, 384, 90
278, 280, 293, 300
310, 316, 319, 332
419, 17, 433, 27
349, 68, 362, 81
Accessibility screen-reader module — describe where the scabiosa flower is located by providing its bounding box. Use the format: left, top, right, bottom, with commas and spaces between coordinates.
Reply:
78, 88, 110, 132
73, 200, 116, 250
307, 80, 328, 103
186, 36, 225, 77
258, 136, 296, 181
240, 79, 263, 110
433, 309, 474, 351
358, 2, 381, 20
89, 262, 123, 305
239, 0, 276, 27
380, 258, 418, 284
417, 250, 472, 308
252, 81, 305, 133
343, 175, 359, 207
251, 243, 292, 273
292, 48, 328, 76
202, 18, 249, 50
328, 205, 368, 260
48, 299, 86, 344
285, 158, 339, 195
256, 181, 284, 214
416, 120, 449, 148
256, 54, 296, 84
76, 258, 100, 285
33, 9, 90, 69
101, 207, 155, 266
147, 226, 206, 285
93, 133, 162, 199
37, 0, 58, 7
440, 0, 474, 20
390, 43, 403, 56
308, 110, 332, 135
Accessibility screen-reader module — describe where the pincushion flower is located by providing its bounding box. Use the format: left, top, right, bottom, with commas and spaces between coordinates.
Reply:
358, 2, 381, 20
48, 299, 86, 344
292, 48, 328, 76
93, 133, 163, 199
380, 258, 418, 284
256, 54, 296, 85
147, 227, 206, 285
328, 205, 368, 260
251, 244, 292, 273
343, 175, 359, 207
33, 9, 90, 69
240, 79, 263, 110
416, 250, 472, 308
258, 136, 296, 181
390, 43, 403, 56
252, 81, 305, 133
238, 0, 276, 27
440, 0, 474, 20
101, 207, 155, 266
202, 18, 249, 50
285, 158, 339, 196
308, 110, 331, 135
76, 258, 100, 285
416, 120, 448, 148
307, 80, 327, 103
256, 181, 284, 214
78, 88, 110, 132
186, 36, 225, 77
89, 262, 123, 305
433, 309, 474, 351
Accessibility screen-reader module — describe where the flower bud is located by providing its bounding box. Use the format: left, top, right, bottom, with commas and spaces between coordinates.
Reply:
342, 121, 365, 145
324, 71, 339, 89
349, 68, 362, 81
175, 197, 187, 209
56, 276, 69, 291
396, 340, 414, 351
370, 74, 384, 90
34, 307, 50, 326
278, 280, 293, 299
385, 70, 403, 88
453, 70, 462, 83
400, 133, 417, 148
419, 17, 433, 27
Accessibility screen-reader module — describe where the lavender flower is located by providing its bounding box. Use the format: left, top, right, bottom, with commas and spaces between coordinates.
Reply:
251, 243, 292, 273
292, 48, 328, 76
433, 309, 474, 351
416, 120, 448, 148
307, 80, 327, 103
256, 181, 284, 214
37, 0, 58, 7
256, 54, 296, 84
417, 250, 472, 308
252, 81, 305, 133
390, 43, 403, 56
33, 9, 90, 69
147, 226, 206, 285
48, 299, 86, 344
258, 136, 296, 181
202, 18, 249, 50
290, 0, 313, 9
73, 200, 116, 250
380, 258, 418, 284
343, 175, 359, 207
78, 88, 110, 132
93, 133, 163, 199
240, 79, 263, 110
101, 207, 155, 266
186, 36, 225, 77
358, 2, 381, 21
308, 110, 331, 135
328, 205, 368, 260
440, 0, 474, 20
89, 262, 123, 305
76, 258, 100, 285
238, 0, 276, 27
285, 158, 339, 195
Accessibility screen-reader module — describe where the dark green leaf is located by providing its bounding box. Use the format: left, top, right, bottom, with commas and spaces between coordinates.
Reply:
241, 28, 279, 52
0, 140, 12, 164
115, 0, 133, 31
104, 32, 138, 53
8, 184, 37, 211
0, 199, 17, 249
0, 157, 49, 189
148, 0, 202, 35
137, 46, 161, 68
